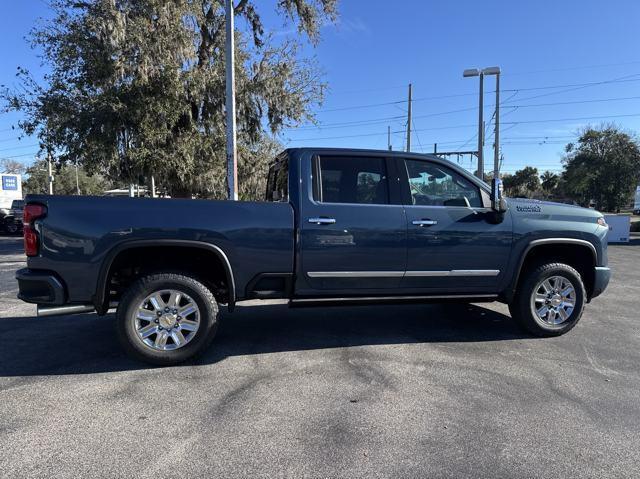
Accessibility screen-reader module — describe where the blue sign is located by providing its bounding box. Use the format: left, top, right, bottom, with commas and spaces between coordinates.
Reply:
2, 175, 18, 191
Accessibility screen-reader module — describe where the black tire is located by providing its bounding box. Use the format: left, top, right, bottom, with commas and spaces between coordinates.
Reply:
509, 262, 586, 337
116, 273, 219, 366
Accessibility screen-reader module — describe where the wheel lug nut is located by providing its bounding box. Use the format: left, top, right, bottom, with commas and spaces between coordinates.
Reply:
154, 319, 159, 323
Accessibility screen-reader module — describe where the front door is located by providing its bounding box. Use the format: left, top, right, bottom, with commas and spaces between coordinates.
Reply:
298, 153, 407, 293
398, 157, 512, 293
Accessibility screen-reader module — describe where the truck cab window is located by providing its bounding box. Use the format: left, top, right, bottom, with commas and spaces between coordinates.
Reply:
315, 156, 389, 205
404, 159, 481, 207
266, 161, 288, 202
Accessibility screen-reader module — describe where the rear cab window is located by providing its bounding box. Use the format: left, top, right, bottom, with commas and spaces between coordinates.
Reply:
265, 158, 289, 202
313, 156, 390, 205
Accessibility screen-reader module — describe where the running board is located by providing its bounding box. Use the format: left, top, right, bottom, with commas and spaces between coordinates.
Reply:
37, 302, 118, 317
289, 294, 498, 308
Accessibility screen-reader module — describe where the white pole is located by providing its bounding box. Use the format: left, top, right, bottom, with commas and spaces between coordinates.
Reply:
225, 0, 238, 200
75, 161, 80, 195
47, 153, 53, 195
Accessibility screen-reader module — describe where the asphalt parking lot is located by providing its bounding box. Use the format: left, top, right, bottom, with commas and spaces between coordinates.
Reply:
1, 235, 639, 478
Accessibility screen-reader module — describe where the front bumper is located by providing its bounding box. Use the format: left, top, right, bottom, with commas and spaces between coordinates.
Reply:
15, 268, 66, 305
591, 266, 611, 300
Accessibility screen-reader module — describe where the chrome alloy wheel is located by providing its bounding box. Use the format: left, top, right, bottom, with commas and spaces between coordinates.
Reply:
133, 289, 201, 351
530, 275, 577, 326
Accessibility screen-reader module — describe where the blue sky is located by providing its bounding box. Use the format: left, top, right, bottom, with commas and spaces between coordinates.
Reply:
2, 0, 640, 177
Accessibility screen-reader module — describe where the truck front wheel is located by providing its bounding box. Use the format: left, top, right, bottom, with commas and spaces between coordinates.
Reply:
509, 263, 586, 337
116, 273, 219, 366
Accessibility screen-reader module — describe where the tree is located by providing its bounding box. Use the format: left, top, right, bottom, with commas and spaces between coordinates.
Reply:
3, 0, 337, 198
502, 167, 540, 197
0, 159, 26, 175
23, 159, 110, 196
562, 126, 640, 212
540, 170, 559, 197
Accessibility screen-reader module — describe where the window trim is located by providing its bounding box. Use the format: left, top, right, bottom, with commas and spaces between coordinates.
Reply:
397, 157, 486, 209
311, 154, 396, 206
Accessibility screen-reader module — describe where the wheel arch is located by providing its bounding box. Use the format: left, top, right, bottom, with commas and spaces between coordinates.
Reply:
507, 238, 597, 302
95, 239, 236, 314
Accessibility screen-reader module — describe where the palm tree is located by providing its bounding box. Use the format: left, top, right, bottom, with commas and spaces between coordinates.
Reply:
541, 171, 559, 198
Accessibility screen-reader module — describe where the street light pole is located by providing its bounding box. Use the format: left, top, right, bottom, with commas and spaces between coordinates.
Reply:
477, 72, 484, 180
463, 66, 501, 181
493, 71, 500, 179
225, 0, 238, 201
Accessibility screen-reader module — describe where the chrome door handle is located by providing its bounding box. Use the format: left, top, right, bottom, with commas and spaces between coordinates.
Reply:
412, 219, 438, 226
308, 217, 336, 225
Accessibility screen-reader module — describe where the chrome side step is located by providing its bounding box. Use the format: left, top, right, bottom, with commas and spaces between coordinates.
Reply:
37, 304, 95, 317
37, 302, 118, 317
289, 294, 498, 308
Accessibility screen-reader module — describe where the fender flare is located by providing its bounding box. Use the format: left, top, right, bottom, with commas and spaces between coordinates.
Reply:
94, 239, 236, 314
506, 238, 597, 301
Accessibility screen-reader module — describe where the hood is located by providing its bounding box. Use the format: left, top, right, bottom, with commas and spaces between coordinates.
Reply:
505, 197, 603, 221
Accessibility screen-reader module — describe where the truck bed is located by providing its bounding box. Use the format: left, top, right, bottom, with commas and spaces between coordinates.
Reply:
25, 195, 295, 304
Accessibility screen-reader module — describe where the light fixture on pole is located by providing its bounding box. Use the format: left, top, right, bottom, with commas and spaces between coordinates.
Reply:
463, 66, 500, 181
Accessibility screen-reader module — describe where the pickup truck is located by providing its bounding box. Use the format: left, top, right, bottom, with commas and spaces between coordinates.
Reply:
16, 148, 611, 365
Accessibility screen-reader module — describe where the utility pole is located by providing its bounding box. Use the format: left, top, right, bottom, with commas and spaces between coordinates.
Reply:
406, 83, 412, 152
225, 0, 238, 201
387, 126, 392, 151
47, 152, 53, 195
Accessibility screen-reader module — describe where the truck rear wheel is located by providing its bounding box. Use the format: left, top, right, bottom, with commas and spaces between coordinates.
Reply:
509, 262, 586, 337
116, 273, 219, 366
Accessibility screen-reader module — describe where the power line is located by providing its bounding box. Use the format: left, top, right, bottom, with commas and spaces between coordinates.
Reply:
508, 95, 640, 109
0, 136, 25, 144
286, 114, 405, 131
501, 112, 640, 126
0, 152, 39, 159
503, 60, 640, 77
287, 92, 640, 133
313, 74, 640, 115
286, 111, 640, 143
501, 73, 640, 103
0, 143, 39, 152
286, 123, 478, 142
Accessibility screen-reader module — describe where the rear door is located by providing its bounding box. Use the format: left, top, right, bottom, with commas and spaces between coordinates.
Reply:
297, 152, 407, 293
398, 156, 512, 292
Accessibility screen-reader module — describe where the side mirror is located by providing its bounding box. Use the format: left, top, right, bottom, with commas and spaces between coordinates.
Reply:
491, 178, 507, 213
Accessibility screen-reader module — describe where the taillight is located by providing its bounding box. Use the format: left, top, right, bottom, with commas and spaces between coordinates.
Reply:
23, 204, 46, 224
23, 204, 47, 257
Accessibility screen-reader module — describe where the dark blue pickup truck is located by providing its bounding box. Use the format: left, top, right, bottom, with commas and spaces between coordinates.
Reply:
16, 148, 611, 365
